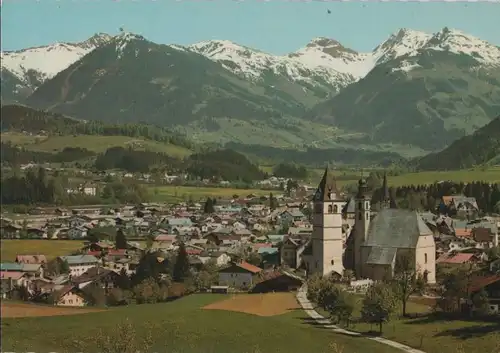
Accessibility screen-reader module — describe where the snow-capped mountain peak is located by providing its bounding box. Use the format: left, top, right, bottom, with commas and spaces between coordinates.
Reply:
113, 32, 146, 58
188, 39, 356, 91
1, 33, 113, 85
79, 33, 113, 49
372, 28, 431, 64
3, 27, 499, 103
189, 40, 277, 78
305, 37, 357, 55
423, 27, 500, 65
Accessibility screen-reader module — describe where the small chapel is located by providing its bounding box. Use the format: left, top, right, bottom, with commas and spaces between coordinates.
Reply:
303, 167, 436, 284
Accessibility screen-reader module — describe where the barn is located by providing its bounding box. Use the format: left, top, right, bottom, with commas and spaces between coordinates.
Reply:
251, 270, 304, 293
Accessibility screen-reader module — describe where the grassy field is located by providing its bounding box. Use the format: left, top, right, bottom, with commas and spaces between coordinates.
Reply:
149, 185, 275, 202
1, 293, 400, 353
2, 301, 103, 318
1, 132, 192, 158
0, 240, 84, 262
316, 295, 500, 353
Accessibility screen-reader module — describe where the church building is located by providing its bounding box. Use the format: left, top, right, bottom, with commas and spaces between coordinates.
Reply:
304, 168, 437, 284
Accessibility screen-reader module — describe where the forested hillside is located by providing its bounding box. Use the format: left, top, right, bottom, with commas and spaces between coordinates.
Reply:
0, 105, 194, 150
416, 116, 500, 170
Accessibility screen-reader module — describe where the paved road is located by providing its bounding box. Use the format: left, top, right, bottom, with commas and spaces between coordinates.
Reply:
296, 285, 427, 353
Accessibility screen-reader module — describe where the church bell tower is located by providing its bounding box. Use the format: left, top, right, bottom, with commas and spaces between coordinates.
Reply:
310, 167, 344, 277
354, 177, 370, 278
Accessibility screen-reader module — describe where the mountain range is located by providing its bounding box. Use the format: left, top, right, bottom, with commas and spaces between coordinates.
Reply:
2, 27, 499, 158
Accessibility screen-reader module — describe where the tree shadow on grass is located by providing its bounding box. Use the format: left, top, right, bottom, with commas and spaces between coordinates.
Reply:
299, 316, 336, 330
298, 317, 372, 337
433, 323, 500, 340
402, 313, 500, 339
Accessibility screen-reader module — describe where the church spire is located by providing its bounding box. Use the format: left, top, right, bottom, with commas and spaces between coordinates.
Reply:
314, 165, 339, 201
381, 171, 391, 209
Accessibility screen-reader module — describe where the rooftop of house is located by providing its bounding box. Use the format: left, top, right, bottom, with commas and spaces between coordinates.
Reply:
59, 255, 99, 265
437, 252, 475, 264
15, 255, 47, 264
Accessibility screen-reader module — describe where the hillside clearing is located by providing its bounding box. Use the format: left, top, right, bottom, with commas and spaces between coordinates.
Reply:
0, 240, 84, 261
1, 132, 192, 158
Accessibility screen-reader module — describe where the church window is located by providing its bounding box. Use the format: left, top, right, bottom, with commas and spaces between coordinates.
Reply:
333, 205, 338, 213
328, 205, 333, 213
358, 202, 363, 210
365, 212, 369, 220
331, 259, 334, 265
423, 270, 429, 283
358, 212, 362, 220
424, 253, 428, 264
365, 202, 369, 209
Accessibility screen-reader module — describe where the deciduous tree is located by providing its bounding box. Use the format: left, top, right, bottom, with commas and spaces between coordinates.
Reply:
361, 282, 397, 333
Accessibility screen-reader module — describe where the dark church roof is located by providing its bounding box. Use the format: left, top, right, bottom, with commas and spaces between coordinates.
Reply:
364, 209, 433, 249
342, 197, 356, 214
313, 167, 340, 202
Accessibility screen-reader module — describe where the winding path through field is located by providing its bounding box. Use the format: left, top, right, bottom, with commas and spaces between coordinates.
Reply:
296, 285, 427, 353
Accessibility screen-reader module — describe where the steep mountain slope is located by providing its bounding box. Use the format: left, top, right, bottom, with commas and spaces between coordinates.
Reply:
306, 28, 500, 151
1, 68, 32, 104
415, 115, 500, 170
189, 39, 357, 101
26, 33, 315, 131
0, 33, 112, 101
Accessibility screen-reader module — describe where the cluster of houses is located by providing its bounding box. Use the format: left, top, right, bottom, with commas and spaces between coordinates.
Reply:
1, 173, 499, 311
16, 163, 291, 191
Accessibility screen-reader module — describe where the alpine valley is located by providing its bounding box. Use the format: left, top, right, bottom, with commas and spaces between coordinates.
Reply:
1, 27, 500, 159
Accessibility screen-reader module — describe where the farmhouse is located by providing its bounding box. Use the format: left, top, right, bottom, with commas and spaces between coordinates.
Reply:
251, 270, 303, 293
469, 274, 500, 315
0, 271, 29, 298
52, 285, 87, 307
218, 261, 262, 289
58, 255, 99, 277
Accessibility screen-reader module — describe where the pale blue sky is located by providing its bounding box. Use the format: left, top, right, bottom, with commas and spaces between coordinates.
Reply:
2, 0, 499, 54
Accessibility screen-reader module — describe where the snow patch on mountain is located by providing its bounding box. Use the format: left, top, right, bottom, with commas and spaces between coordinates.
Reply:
1, 33, 112, 85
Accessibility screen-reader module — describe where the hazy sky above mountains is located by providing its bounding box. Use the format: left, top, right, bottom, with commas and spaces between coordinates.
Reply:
2, 1, 499, 53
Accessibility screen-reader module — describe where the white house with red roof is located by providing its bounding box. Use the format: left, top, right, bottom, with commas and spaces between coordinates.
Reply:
218, 261, 262, 289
